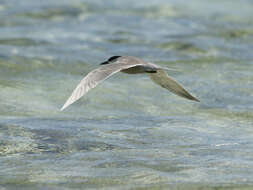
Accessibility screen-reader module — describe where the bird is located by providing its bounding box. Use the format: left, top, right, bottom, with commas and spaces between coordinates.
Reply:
61, 56, 199, 111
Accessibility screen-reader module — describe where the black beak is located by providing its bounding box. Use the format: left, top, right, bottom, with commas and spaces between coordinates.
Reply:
100, 61, 109, 65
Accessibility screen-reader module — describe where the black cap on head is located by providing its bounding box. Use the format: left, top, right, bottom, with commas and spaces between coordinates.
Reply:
108, 56, 121, 62
100, 56, 121, 65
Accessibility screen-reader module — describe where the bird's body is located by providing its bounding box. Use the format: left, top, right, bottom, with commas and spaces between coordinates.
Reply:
61, 56, 199, 111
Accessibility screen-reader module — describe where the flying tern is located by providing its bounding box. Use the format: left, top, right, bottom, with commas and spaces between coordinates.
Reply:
61, 56, 199, 111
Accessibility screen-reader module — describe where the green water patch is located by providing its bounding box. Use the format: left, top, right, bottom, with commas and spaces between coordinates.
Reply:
0, 38, 50, 47
156, 56, 232, 70
17, 3, 90, 21
217, 29, 253, 41
107, 38, 132, 44
0, 56, 56, 74
163, 56, 246, 66
157, 41, 206, 55
106, 35, 146, 45
0, 55, 92, 76
132, 4, 178, 18
22, 8, 80, 19
0, 79, 19, 88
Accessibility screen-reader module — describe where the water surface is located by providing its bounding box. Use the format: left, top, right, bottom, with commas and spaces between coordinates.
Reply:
0, 0, 253, 189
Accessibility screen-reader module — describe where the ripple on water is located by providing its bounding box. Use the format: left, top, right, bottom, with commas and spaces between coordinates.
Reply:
0, 124, 39, 155
0, 0, 253, 189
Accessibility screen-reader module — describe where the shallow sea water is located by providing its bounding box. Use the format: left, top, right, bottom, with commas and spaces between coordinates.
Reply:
0, 0, 253, 189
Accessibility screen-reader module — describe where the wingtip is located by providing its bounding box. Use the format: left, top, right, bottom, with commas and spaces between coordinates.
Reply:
60, 103, 68, 111
194, 98, 200, 102
182, 92, 200, 103
191, 96, 200, 102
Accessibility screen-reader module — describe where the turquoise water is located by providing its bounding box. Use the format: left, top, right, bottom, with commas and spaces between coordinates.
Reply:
0, 0, 253, 189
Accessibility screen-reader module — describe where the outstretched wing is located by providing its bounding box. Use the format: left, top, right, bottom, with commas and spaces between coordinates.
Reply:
61, 62, 144, 111
148, 69, 199, 102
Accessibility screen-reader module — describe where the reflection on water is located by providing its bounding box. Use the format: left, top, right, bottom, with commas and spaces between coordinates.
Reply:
0, 0, 253, 189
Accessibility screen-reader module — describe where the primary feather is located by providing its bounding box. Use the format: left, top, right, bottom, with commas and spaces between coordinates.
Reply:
61, 61, 144, 111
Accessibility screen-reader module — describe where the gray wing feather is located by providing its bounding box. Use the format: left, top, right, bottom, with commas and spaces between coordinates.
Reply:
61, 62, 144, 111
148, 69, 199, 102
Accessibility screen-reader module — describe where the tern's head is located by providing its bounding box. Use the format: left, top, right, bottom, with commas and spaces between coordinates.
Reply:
100, 56, 121, 65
